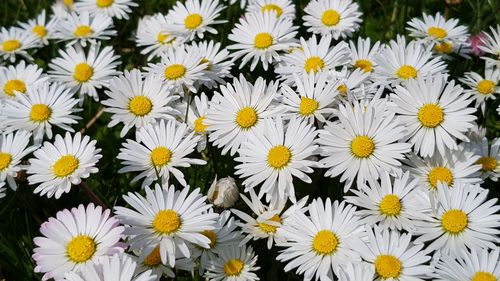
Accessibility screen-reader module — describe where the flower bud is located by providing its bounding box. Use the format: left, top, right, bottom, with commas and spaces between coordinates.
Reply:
207, 176, 239, 208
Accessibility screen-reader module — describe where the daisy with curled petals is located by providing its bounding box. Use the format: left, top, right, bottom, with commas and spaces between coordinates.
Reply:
0, 60, 48, 100
101, 69, 179, 138
227, 11, 298, 71
114, 184, 218, 267
49, 43, 121, 102
433, 247, 500, 281
414, 181, 500, 255
18, 10, 57, 46
465, 137, 500, 181
167, 0, 225, 41
74, 0, 138, 20
32, 203, 125, 281
27, 132, 102, 199
317, 99, 411, 191
235, 116, 319, 202
348, 37, 381, 74
55, 11, 116, 47
460, 66, 500, 114
353, 226, 432, 281
188, 40, 233, 89
336, 262, 374, 281
390, 74, 476, 157
205, 75, 279, 156
246, 0, 296, 19
204, 245, 260, 281
479, 25, 500, 67
276, 198, 364, 281
0, 26, 38, 63
303, 0, 362, 39
0, 130, 36, 190
117, 119, 205, 188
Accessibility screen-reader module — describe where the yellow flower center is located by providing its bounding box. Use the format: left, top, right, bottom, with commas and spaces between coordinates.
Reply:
194, 116, 207, 133
312, 230, 338, 255
201, 230, 217, 248
3, 79, 26, 96
476, 157, 498, 172
157, 32, 174, 45
164, 64, 186, 80
30, 104, 52, 122
379, 194, 401, 216
471, 271, 496, 281
143, 246, 161, 267
267, 145, 291, 169
418, 103, 444, 128
224, 259, 245, 276
262, 4, 283, 17
236, 107, 258, 129
200, 58, 212, 70
433, 42, 453, 54
428, 166, 453, 189
476, 80, 496, 95
0, 152, 12, 171
396, 65, 417, 80
354, 59, 373, 73
32, 25, 47, 38
153, 209, 181, 234
73, 25, 93, 37
254, 32, 273, 49
299, 97, 319, 116
350, 136, 375, 158
374, 255, 402, 279
338, 84, 347, 96
321, 9, 340, 27
66, 235, 96, 263
184, 13, 203, 30
304, 56, 325, 73
2, 40, 21, 52
441, 209, 468, 234
428, 27, 447, 39
258, 214, 282, 233
64, 0, 73, 6
150, 146, 172, 167
129, 96, 153, 117
52, 155, 79, 177
96, 0, 113, 8
73, 63, 94, 83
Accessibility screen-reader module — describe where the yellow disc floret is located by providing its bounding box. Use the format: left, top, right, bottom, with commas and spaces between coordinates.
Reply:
236, 107, 258, 129
476, 80, 495, 95
129, 96, 153, 117
74, 63, 94, 83
476, 157, 498, 172
312, 230, 338, 255
428, 166, 453, 189
396, 65, 417, 80
153, 209, 181, 234
30, 104, 52, 122
441, 209, 468, 234
379, 194, 401, 216
96, 0, 113, 8
267, 145, 291, 169
427, 27, 447, 39
418, 104, 444, 128
374, 255, 402, 279
0, 152, 12, 171
164, 64, 186, 80
53, 155, 79, 177
66, 235, 96, 263
321, 9, 340, 27
258, 214, 282, 233
262, 4, 283, 16
299, 97, 319, 116
184, 13, 203, 30
4, 79, 27, 96
304, 56, 324, 73
350, 136, 375, 158
150, 147, 172, 166
254, 33, 273, 49
74, 25, 93, 37
224, 259, 245, 276
2, 40, 21, 52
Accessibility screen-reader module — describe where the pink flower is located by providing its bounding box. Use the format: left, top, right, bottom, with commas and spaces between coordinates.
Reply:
470, 33, 487, 56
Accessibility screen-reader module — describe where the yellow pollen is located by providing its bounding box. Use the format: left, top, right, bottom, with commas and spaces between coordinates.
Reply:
224, 259, 244, 276
129, 96, 152, 117
312, 230, 338, 255
96, 0, 113, 8
299, 97, 319, 116
201, 230, 217, 248
52, 155, 79, 177
66, 235, 96, 263
441, 209, 468, 234
428, 26, 447, 39
396, 65, 417, 80
153, 209, 181, 234
73, 25, 93, 37
236, 107, 258, 129
267, 145, 291, 169
321, 9, 340, 27
428, 166, 453, 189
304, 56, 325, 73
164, 64, 186, 80
150, 146, 172, 167
157, 32, 174, 45
476, 80, 496, 95
476, 157, 498, 172
32, 25, 47, 38
379, 194, 401, 216
0, 152, 12, 171
262, 4, 283, 16
258, 214, 282, 233
433, 42, 453, 54
184, 13, 203, 30
338, 84, 347, 96
64, 0, 73, 7
30, 104, 52, 122
143, 246, 161, 267
374, 255, 402, 279
354, 59, 373, 73
3, 79, 26, 96
2, 40, 21, 52
471, 271, 496, 281
350, 135, 375, 158
254, 32, 273, 49
418, 103, 444, 128
194, 116, 207, 133
73, 63, 94, 83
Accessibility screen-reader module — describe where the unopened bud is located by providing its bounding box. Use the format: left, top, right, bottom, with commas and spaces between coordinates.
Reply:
207, 176, 239, 208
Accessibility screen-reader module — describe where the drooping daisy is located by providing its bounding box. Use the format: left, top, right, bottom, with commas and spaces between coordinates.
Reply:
114, 184, 218, 267
1, 82, 81, 143
49, 43, 121, 102
465, 137, 500, 181
302, 0, 362, 39
74, 0, 138, 20
0, 26, 38, 63
205, 75, 279, 156
55, 11, 116, 47
335, 262, 374, 281
101, 69, 179, 137
277, 198, 364, 281
227, 11, 298, 70
204, 245, 260, 281
348, 37, 381, 74
459, 66, 500, 114
246, 0, 296, 19
27, 132, 102, 199
0, 130, 35, 190
32, 203, 125, 281
317, 99, 411, 191
479, 25, 500, 67
0, 60, 48, 100
433, 247, 500, 281
390, 74, 476, 157
117, 119, 205, 188
188, 40, 233, 89
18, 10, 57, 45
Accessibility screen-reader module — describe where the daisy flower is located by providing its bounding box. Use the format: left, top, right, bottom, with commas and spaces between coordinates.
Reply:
27, 132, 102, 199
204, 245, 260, 281
466, 137, 500, 181
114, 184, 218, 267
32, 203, 125, 281
277, 198, 364, 281
184, 92, 210, 151
18, 10, 57, 45
348, 37, 381, 74
302, 0, 362, 39
74, 0, 138, 20
101, 69, 179, 138
433, 247, 500, 281
0, 130, 35, 190
0, 60, 48, 100
246, 0, 296, 19
390, 74, 476, 157
188, 40, 233, 88
459, 66, 500, 114
336, 262, 374, 281
317, 99, 411, 191
49, 43, 121, 102
117, 119, 205, 188
330, 67, 372, 101
51, 0, 74, 20
55, 11, 116, 47
235, 116, 319, 202
134, 250, 195, 280
479, 25, 500, 67
0, 26, 38, 63
227, 11, 298, 70
205, 75, 279, 156
1, 82, 81, 143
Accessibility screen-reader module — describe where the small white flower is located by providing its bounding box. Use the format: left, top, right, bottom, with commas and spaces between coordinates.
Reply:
0, 130, 36, 190
303, 0, 362, 39
74, 0, 138, 20
0, 60, 48, 100
0, 26, 38, 63
54, 11, 116, 47
204, 245, 260, 281
18, 10, 58, 45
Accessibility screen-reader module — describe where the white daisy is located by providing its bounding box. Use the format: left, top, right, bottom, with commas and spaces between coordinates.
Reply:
479, 25, 500, 67
204, 245, 260, 281
134, 249, 195, 280
188, 40, 233, 89
0, 26, 38, 63
246, 0, 296, 19
348, 37, 381, 74
51, 0, 74, 20
32, 203, 125, 281
0, 60, 48, 100
433, 247, 500, 281
114, 184, 218, 267
329, 67, 372, 101
466, 124, 487, 143
466, 137, 500, 181
18, 10, 57, 45
0, 130, 35, 190
460, 66, 500, 114
117, 119, 205, 188
27, 132, 102, 199
101, 69, 179, 137
55, 11, 116, 47
184, 92, 210, 151
74, 0, 138, 20
336, 262, 374, 281
227, 11, 298, 70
